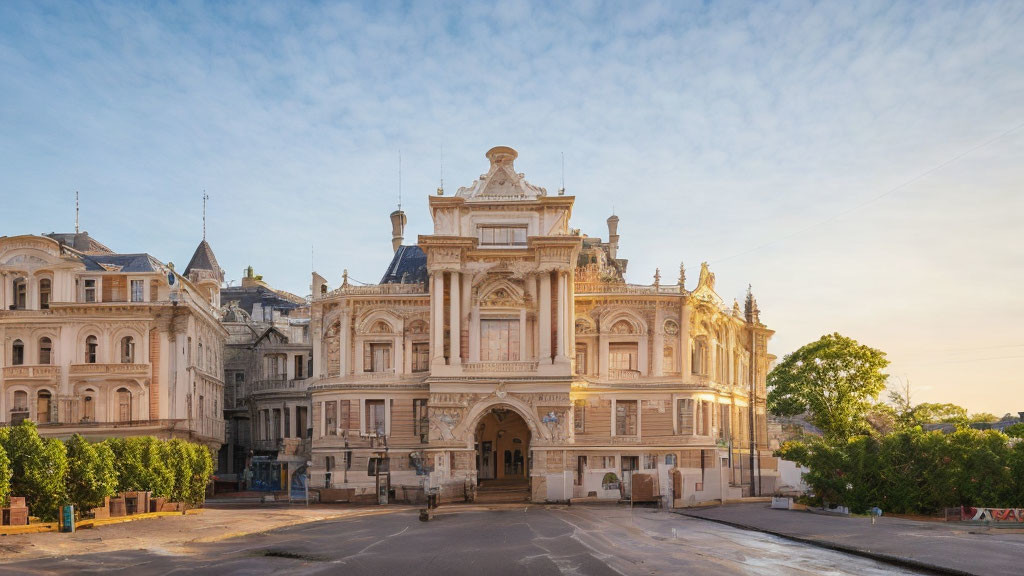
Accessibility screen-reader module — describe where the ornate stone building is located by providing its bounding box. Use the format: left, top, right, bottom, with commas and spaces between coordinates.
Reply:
220, 266, 312, 488
0, 232, 226, 451
308, 147, 776, 503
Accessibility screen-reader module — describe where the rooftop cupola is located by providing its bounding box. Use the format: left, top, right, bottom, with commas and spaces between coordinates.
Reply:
607, 214, 620, 259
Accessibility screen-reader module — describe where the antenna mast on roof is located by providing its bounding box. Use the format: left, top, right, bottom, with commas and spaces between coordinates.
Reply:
437, 145, 445, 195
202, 191, 209, 240
559, 152, 565, 195
398, 150, 402, 211
75, 191, 79, 233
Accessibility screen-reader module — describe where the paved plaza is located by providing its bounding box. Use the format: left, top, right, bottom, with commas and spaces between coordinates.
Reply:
0, 504, 940, 575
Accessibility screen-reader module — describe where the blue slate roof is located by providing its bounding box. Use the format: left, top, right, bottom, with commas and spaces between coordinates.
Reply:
380, 245, 427, 284
81, 253, 162, 273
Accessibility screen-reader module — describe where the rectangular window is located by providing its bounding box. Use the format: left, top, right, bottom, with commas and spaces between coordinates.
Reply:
284, 407, 291, 438
84, 279, 97, 303
480, 319, 520, 361
130, 280, 144, 302
325, 401, 338, 435
644, 454, 658, 469
573, 399, 586, 433
294, 355, 304, 379
600, 456, 615, 469
413, 398, 429, 443
412, 342, 430, 372
615, 400, 638, 436
478, 225, 527, 247
575, 344, 587, 375
340, 400, 351, 432
364, 343, 392, 372
677, 399, 694, 435
609, 343, 638, 371
365, 400, 385, 436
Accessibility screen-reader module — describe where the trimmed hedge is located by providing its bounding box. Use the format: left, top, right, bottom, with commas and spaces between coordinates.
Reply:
0, 421, 214, 521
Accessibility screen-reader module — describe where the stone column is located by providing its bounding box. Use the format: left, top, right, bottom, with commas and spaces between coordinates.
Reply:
652, 306, 664, 377
519, 308, 527, 361
598, 333, 609, 379
555, 272, 569, 364
432, 272, 445, 365
681, 302, 691, 380
339, 311, 351, 376
539, 273, 551, 363
449, 271, 461, 365
469, 305, 480, 362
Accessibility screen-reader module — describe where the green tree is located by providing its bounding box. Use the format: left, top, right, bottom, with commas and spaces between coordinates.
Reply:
1003, 423, 1024, 438
65, 435, 117, 515
0, 422, 68, 521
768, 333, 890, 443
0, 429, 11, 508
106, 437, 173, 496
970, 412, 999, 424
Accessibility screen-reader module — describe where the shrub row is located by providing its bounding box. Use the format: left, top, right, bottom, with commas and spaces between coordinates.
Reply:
778, 427, 1024, 514
0, 421, 213, 521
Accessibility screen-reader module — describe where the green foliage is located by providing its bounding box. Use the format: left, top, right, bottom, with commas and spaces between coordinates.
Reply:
778, 428, 1022, 514
0, 429, 11, 508
65, 435, 117, 515
768, 333, 890, 442
1003, 423, 1024, 438
969, 412, 1000, 424
0, 422, 68, 521
105, 437, 173, 496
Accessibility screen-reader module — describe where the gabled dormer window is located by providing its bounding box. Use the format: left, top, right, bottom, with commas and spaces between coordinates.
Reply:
479, 225, 527, 247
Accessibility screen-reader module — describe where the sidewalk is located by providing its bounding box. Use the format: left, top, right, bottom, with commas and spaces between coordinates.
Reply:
677, 503, 1024, 576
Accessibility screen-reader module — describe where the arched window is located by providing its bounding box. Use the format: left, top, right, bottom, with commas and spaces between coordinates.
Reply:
117, 388, 131, 422
39, 337, 52, 365
692, 337, 708, 376
85, 335, 98, 363
120, 336, 135, 363
11, 340, 24, 365
37, 390, 52, 423
11, 391, 29, 424
12, 277, 27, 309
82, 390, 95, 422
39, 279, 51, 310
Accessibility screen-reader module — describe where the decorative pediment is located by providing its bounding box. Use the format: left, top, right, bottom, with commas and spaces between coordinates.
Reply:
0, 254, 51, 269
476, 278, 525, 308
691, 261, 723, 305
456, 147, 547, 201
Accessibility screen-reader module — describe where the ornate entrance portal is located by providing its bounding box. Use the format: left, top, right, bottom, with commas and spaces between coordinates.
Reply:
475, 408, 531, 483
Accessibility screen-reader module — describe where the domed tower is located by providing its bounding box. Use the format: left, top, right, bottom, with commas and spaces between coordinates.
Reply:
184, 239, 224, 308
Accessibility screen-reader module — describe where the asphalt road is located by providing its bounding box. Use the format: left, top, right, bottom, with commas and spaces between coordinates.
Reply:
0, 505, 927, 575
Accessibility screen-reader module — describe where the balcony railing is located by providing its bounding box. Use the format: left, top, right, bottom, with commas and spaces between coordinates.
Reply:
575, 282, 684, 295
607, 369, 641, 380
323, 283, 426, 298
250, 378, 310, 393
2, 365, 61, 379
462, 361, 539, 374
69, 363, 150, 376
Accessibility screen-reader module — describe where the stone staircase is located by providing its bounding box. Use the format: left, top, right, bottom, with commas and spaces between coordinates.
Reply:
475, 479, 531, 504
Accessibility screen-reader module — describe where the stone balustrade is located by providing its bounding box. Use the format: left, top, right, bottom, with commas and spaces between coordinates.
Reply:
69, 363, 150, 376
462, 361, 539, 373
2, 365, 61, 379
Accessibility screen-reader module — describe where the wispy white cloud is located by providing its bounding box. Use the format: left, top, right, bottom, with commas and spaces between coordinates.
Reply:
1, 0, 1022, 414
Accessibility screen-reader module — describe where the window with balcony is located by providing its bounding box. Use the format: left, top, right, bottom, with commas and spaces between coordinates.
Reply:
11, 340, 24, 365
39, 337, 52, 364
411, 342, 430, 372
478, 225, 527, 247
11, 391, 28, 425
13, 278, 27, 309
365, 400, 385, 436
120, 336, 135, 363
37, 390, 52, 423
481, 319, 520, 361
325, 401, 337, 435
117, 388, 132, 421
83, 279, 97, 303
609, 343, 638, 371
130, 279, 144, 302
615, 400, 637, 436
364, 343, 392, 373
39, 279, 51, 310
413, 398, 429, 443
85, 335, 98, 363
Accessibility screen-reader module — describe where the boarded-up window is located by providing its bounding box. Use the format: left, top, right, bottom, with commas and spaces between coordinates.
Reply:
365, 400, 385, 436
412, 343, 430, 372
677, 399, 693, 435
575, 344, 587, 375
609, 343, 638, 371
413, 398, 429, 443
615, 400, 637, 436
481, 319, 520, 361
574, 399, 585, 433
364, 343, 392, 372
340, 400, 351, 431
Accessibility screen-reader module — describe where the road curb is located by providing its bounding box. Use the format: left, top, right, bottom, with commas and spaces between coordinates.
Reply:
675, 510, 976, 576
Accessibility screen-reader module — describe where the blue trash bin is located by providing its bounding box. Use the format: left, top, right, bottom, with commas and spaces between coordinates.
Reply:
60, 505, 75, 533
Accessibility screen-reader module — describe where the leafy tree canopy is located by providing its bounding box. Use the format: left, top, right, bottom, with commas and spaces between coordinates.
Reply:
768, 332, 889, 443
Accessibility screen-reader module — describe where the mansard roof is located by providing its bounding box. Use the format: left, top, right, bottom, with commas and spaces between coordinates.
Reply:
81, 253, 163, 273
455, 146, 547, 201
44, 231, 113, 255
380, 245, 427, 284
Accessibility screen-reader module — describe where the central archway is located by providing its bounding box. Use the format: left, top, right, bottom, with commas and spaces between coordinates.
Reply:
474, 408, 531, 485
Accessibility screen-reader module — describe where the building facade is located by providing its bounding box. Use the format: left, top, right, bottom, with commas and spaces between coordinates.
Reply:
220, 267, 312, 488
0, 232, 226, 451
308, 147, 777, 504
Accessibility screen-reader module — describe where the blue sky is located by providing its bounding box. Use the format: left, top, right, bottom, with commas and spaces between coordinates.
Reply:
2, 1, 1022, 414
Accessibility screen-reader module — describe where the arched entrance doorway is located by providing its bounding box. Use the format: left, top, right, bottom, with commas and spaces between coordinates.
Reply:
474, 407, 531, 487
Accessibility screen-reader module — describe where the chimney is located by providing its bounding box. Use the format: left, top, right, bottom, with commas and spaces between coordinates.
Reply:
606, 214, 620, 260
390, 209, 407, 253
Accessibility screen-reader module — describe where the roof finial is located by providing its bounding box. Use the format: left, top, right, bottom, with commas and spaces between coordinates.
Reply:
437, 144, 445, 196
202, 191, 209, 241
75, 191, 79, 234
398, 150, 402, 211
